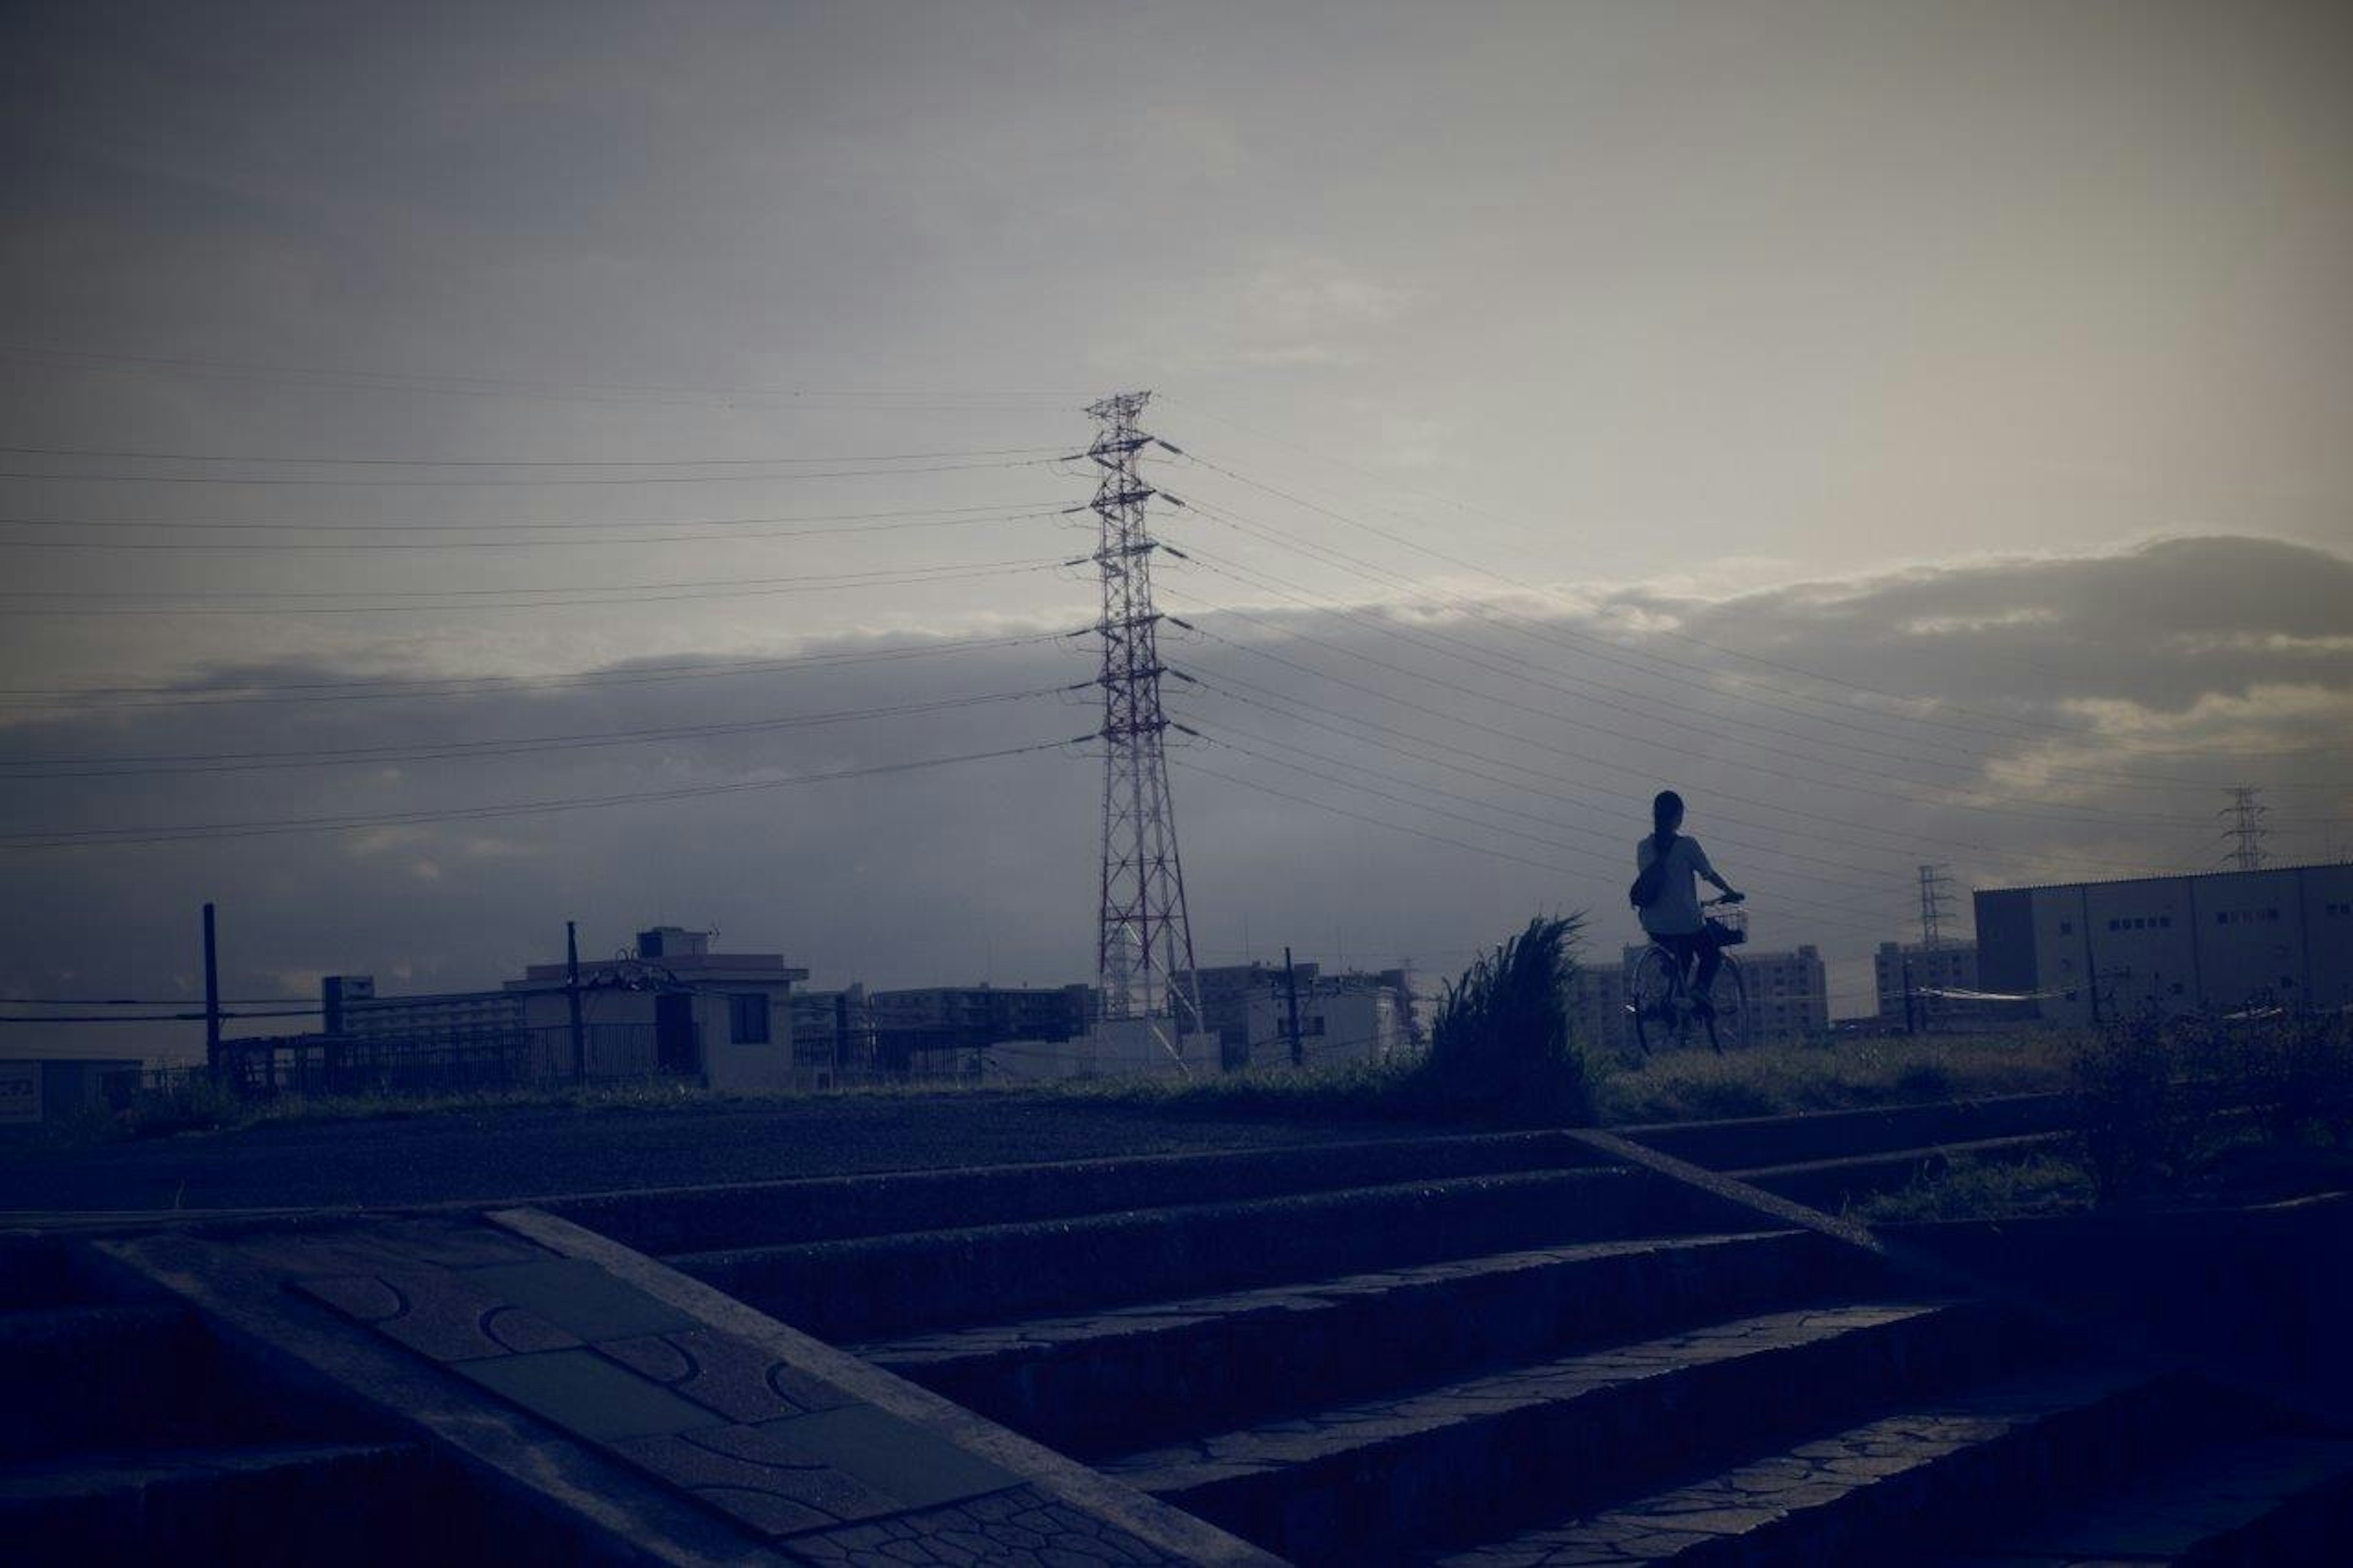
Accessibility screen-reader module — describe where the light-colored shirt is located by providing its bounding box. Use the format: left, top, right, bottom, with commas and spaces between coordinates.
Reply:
1636, 834, 1719, 937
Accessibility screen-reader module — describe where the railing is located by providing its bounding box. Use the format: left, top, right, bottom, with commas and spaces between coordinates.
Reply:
214, 1023, 686, 1099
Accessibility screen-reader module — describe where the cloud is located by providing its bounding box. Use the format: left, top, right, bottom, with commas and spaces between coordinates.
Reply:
1102, 252, 1414, 376
1, 534, 2344, 1048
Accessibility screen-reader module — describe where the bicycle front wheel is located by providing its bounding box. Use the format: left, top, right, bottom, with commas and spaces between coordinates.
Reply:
1700, 959, 1748, 1054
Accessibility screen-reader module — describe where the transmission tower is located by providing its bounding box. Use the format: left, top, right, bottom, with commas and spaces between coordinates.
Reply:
2220, 786, 2268, 872
1917, 863, 1955, 949
1085, 390, 1205, 1043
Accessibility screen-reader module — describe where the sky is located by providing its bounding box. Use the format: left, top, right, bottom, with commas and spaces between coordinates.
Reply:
2, 1, 2349, 1053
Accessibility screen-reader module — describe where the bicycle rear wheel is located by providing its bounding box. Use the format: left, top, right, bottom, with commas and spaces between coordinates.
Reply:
1700, 958, 1748, 1054
1629, 946, 1681, 1055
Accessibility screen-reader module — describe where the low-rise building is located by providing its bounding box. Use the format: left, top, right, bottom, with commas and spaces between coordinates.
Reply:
1194, 960, 1417, 1070
1569, 961, 1633, 1055
309, 924, 808, 1092
866, 983, 1094, 1075
1240, 982, 1406, 1070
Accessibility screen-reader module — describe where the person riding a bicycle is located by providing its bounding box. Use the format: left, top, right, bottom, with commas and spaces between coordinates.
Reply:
1633, 789, 1743, 1018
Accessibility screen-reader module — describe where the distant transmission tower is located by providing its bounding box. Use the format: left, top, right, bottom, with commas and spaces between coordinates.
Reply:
1085, 390, 1205, 1044
1917, 863, 1955, 948
2221, 786, 2269, 872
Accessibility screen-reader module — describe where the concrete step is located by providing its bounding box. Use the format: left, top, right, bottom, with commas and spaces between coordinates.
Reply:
1101, 1296, 2020, 1564
0, 1303, 260, 1460
0, 1235, 78, 1309
1947, 1430, 2353, 1567
0, 1441, 433, 1566
1434, 1366, 2215, 1566
1731, 1132, 2066, 1212
862, 1228, 1885, 1458
1620, 1096, 2072, 1173
554, 1127, 1610, 1254
673, 1164, 1756, 1342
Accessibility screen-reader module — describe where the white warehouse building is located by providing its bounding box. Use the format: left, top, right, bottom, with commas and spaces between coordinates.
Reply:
1973, 863, 2353, 1025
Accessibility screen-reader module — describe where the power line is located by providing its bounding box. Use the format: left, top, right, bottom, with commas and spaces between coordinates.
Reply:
1173, 487, 2340, 794
0, 996, 307, 1007
0, 1009, 322, 1025
0, 738, 1083, 852
1172, 615, 2190, 879
1188, 667, 1936, 883
0, 559, 1060, 616
1162, 437, 2347, 766
0, 631, 1066, 710
0, 506, 1064, 552
0, 342, 1082, 412
1174, 751, 1588, 882
0, 684, 1070, 779
0, 456, 1059, 488
1186, 681, 1919, 898
1172, 536, 2196, 827
1162, 575, 2236, 842
0, 442, 1059, 468
0, 498, 1059, 535
1189, 732, 1913, 942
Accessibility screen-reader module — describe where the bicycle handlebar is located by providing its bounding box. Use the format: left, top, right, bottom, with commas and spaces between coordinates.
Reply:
1703, 893, 1746, 906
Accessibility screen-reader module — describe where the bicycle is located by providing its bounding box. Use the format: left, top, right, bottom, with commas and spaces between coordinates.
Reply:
1629, 896, 1750, 1055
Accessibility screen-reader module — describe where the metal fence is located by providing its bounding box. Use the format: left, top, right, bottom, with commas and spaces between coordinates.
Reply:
214, 1023, 683, 1099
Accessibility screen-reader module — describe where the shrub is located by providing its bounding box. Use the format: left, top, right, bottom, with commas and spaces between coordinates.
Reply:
1420, 914, 1591, 1124
2066, 1012, 2205, 1205
2222, 1012, 2353, 1147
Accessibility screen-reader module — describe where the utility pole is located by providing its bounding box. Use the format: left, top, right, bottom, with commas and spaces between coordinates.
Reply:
566, 920, 586, 1082
1917, 864, 1954, 949
2221, 786, 2268, 872
201, 902, 222, 1080
1085, 390, 1205, 1053
1284, 945, 1304, 1068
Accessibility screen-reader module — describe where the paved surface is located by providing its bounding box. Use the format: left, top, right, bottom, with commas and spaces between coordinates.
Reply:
0, 1093, 1376, 1215
113, 1211, 1245, 1564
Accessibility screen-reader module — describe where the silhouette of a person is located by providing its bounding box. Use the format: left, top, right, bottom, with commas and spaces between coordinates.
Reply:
1637, 790, 1743, 1013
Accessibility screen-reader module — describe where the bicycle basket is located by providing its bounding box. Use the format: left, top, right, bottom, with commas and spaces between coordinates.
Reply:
1707, 908, 1749, 945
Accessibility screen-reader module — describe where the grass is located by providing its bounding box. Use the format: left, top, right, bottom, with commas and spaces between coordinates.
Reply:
34, 1072, 1013, 1148
1075, 915, 1593, 1128
50, 1027, 2075, 1146
1849, 1152, 2095, 1224
1591, 1031, 2073, 1126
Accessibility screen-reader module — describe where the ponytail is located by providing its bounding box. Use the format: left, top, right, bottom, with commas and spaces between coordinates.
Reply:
1651, 789, 1684, 853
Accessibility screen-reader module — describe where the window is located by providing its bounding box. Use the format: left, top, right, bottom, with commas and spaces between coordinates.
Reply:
728, 993, 771, 1045
2059, 921, 2074, 936
2159, 916, 2172, 928
2268, 908, 2282, 921
2217, 912, 2232, 925
2107, 919, 2120, 932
